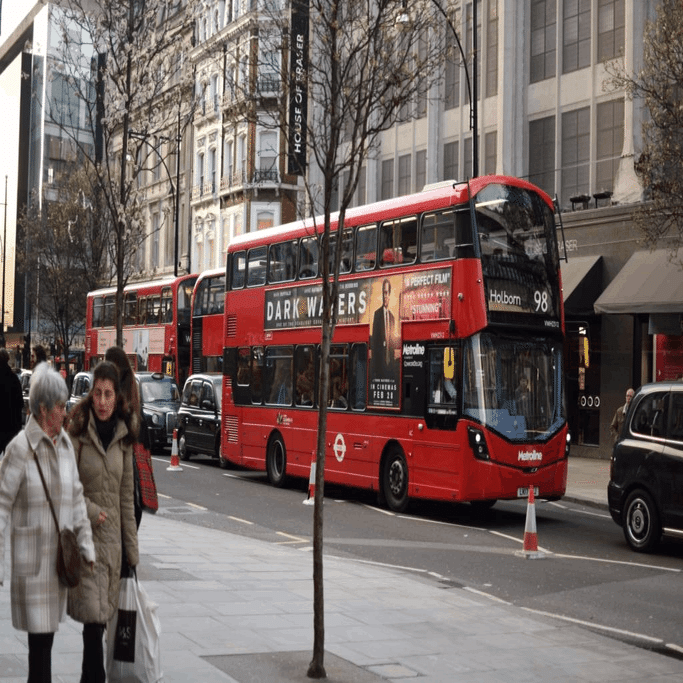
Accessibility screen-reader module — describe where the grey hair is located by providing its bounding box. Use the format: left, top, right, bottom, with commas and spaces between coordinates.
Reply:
29, 362, 68, 417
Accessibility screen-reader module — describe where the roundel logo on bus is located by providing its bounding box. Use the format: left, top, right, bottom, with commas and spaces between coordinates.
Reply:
333, 433, 346, 463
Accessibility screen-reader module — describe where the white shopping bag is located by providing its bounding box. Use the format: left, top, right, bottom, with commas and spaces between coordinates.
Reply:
107, 575, 163, 683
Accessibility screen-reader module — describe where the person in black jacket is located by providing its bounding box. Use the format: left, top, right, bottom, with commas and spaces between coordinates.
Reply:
0, 348, 23, 454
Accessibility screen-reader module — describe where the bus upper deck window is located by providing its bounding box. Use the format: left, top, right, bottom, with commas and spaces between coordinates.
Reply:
355, 224, 376, 271
124, 293, 137, 325
269, 240, 298, 283
161, 287, 173, 322
231, 251, 246, 289
299, 236, 318, 279
328, 229, 353, 274
93, 297, 104, 327
380, 217, 417, 267
247, 246, 267, 287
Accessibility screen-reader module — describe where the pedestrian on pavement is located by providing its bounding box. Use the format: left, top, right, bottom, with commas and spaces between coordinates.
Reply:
0, 362, 95, 683
610, 387, 634, 443
31, 345, 48, 368
0, 347, 24, 455
105, 345, 158, 531
67, 361, 139, 683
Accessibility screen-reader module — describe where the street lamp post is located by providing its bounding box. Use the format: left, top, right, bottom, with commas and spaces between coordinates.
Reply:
400, 0, 478, 177
430, 0, 478, 178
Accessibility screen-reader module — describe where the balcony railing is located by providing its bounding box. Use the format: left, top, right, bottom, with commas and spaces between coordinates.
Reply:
253, 168, 279, 183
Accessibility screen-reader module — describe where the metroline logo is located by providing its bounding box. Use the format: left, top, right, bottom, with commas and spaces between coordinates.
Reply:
518, 450, 542, 462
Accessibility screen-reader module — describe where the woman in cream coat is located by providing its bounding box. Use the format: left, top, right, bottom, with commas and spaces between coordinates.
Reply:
0, 363, 95, 683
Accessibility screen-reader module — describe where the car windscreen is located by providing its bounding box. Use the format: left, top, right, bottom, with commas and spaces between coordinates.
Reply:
140, 380, 179, 403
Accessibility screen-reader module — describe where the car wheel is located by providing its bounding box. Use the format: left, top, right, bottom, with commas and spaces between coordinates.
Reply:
623, 489, 661, 552
382, 446, 409, 513
266, 434, 287, 487
216, 436, 230, 469
178, 432, 191, 461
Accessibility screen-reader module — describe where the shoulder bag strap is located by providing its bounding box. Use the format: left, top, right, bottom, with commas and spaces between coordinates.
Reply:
33, 451, 61, 534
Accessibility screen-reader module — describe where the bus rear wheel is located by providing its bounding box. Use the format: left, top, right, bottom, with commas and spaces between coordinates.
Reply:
382, 447, 409, 512
266, 434, 287, 488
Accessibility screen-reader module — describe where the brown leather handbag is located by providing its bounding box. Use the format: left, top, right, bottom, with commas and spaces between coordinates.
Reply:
34, 453, 82, 588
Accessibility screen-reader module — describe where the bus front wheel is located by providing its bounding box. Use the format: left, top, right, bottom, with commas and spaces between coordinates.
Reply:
266, 434, 287, 488
382, 447, 409, 512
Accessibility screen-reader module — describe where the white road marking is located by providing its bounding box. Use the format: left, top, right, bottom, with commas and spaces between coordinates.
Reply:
228, 516, 253, 525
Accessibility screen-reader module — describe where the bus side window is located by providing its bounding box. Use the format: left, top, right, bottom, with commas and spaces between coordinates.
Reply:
329, 229, 353, 274
380, 217, 417, 267
250, 347, 263, 404
211, 276, 225, 314
148, 295, 161, 324
247, 246, 267, 287
93, 297, 104, 327
104, 296, 115, 327
429, 348, 458, 406
328, 346, 348, 409
349, 343, 367, 410
265, 346, 293, 405
269, 240, 297, 283
295, 345, 315, 407
299, 236, 318, 279
355, 224, 376, 271
421, 210, 454, 262
231, 251, 246, 289
138, 297, 148, 326
124, 293, 137, 325
161, 287, 173, 322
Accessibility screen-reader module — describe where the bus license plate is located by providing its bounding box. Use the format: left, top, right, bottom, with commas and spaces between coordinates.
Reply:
517, 487, 539, 498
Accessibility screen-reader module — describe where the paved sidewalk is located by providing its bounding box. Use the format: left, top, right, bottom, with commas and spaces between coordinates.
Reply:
2, 456, 682, 683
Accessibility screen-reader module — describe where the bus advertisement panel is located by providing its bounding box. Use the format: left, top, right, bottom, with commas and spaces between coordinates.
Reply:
220, 176, 569, 511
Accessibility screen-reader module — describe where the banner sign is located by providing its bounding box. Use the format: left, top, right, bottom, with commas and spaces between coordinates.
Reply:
288, 0, 309, 175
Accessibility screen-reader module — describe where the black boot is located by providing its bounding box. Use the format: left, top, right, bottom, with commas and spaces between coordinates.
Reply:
27, 632, 54, 683
80, 623, 106, 683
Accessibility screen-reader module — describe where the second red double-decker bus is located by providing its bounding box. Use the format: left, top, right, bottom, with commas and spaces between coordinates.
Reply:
85, 274, 197, 387
190, 268, 225, 374
221, 176, 569, 511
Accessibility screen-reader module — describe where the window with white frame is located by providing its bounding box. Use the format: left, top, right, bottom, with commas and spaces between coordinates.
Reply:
209, 148, 216, 192
563, 0, 590, 74
224, 139, 233, 184
596, 98, 624, 193
257, 131, 277, 180
152, 209, 160, 267
598, 0, 624, 63
561, 106, 590, 206
444, 6, 461, 109
530, 0, 555, 83
529, 116, 555, 198
398, 154, 411, 196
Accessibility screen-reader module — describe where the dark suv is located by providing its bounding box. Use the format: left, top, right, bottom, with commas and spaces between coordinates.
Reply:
177, 373, 224, 465
136, 372, 181, 452
608, 382, 683, 552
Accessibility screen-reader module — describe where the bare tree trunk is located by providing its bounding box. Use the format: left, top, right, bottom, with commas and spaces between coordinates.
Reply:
308, 267, 333, 679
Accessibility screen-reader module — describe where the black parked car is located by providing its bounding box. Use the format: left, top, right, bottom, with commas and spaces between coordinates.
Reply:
136, 372, 181, 452
177, 373, 224, 465
608, 382, 683, 552
66, 371, 92, 414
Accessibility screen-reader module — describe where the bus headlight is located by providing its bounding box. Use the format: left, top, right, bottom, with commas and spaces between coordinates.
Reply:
565, 432, 571, 457
467, 426, 490, 461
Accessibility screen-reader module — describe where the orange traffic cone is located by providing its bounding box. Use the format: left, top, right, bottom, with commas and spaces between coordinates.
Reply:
167, 429, 183, 472
516, 486, 545, 559
303, 457, 316, 505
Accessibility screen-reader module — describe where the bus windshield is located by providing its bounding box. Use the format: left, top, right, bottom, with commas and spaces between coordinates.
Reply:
463, 333, 564, 441
476, 184, 560, 322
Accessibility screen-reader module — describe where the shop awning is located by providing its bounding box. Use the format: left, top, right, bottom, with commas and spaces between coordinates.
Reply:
594, 248, 683, 315
560, 254, 603, 315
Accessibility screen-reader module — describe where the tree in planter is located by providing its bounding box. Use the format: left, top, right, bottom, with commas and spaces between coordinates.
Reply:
253, 0, 454, 676
606, 0, 683, 263
48, 0, 199, 345
19, 167, 109, 375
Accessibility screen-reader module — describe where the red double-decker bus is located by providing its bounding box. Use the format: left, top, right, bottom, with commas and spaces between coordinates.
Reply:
85, 274, 197, 387
190, 268, 225, 375
221, 176, 569, 511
